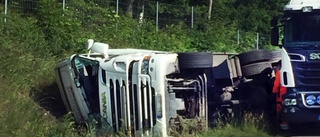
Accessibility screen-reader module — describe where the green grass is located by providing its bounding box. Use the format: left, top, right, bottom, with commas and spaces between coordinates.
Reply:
0, 44, 274, 137
200, 124, 270, 137
0, 4, 276, 137
0, 78, 84, 137
0, 27, 274, 137
199, 113, 271, 137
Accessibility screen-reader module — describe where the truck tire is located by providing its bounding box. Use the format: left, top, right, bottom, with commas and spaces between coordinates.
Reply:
241, 62, 272, 78
269, 50, 281, 64
178, 52, 213, 69
237, 50, 271, 66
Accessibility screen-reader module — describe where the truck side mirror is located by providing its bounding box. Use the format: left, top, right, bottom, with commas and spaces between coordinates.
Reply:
271, 27, 280, 46
270, 16, 283, 47
270, 16, 279, 27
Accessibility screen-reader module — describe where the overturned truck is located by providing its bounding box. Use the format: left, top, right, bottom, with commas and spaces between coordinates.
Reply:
55, 39, 280, 136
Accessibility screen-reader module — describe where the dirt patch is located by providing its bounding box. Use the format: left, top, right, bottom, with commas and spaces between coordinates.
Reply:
30, 82, 67, 118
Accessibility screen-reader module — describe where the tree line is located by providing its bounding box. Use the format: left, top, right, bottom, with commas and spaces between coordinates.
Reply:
2, 0, 287, 55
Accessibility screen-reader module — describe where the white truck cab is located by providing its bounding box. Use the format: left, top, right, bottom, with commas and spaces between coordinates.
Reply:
55, 39, 213, 136
284, 0, 320, 11
55, 38, 283, 135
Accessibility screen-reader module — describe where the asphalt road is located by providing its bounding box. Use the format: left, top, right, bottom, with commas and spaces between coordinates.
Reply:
269, 123, 320, 136
263, 114, 320, 137
282, 123, 320, 136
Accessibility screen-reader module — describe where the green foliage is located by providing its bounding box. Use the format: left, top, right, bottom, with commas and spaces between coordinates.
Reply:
199, 113, 270, 137
200, 124, 269, 137
0, 78, 80, 137
0, 0, 288, 136
36, 0, 87, 55
233, 0, 286, 33
0, 13, 55, 90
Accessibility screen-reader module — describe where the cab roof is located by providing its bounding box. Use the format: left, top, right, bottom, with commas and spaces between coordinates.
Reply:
285, 0, 320, 11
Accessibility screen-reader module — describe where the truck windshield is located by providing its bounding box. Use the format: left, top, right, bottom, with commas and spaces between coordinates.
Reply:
284, 13, 320, 47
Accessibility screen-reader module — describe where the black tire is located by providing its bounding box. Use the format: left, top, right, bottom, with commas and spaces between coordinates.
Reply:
237, 50, 271, 66
269, 50, 281, 64
241, 62, 272, 78
178, 52, 213, 69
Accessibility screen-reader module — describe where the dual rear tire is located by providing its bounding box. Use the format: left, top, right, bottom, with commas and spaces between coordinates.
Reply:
237, 49, 273, 78
177, 52, 213, 69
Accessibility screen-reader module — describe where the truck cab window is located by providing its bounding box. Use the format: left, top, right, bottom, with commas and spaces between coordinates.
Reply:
284, 14, 320, 45
73, 56, 100, 113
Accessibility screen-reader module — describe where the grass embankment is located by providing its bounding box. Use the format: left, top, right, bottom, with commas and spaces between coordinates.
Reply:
0, 78, 84, 136
200, 114, 271, 137
0, 13, 84, 136
0, 3, 274, 137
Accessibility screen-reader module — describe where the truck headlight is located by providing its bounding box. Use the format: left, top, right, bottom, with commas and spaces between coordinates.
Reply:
317, 96, 320, 104
302, 6, 313, 12
306, 95, 316, 105
141, 56, 151, 74
284, 99, 297, 106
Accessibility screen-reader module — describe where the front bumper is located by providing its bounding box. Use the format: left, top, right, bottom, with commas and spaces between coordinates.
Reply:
282, 106, 320, 123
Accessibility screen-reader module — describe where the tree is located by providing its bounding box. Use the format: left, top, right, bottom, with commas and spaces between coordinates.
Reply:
137, 0, 145, 24
125, 0, 135, 17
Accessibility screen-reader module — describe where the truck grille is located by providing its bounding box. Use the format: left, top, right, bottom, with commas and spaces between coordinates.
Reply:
295, 62, 320, 87
108, 76, 156, 134
127, 75, 156, 135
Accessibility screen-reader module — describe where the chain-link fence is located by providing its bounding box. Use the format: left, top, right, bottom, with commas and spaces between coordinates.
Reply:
1, 0, 270, 49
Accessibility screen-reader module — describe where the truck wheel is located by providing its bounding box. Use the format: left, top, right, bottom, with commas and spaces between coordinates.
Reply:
241, 62, 272, 78
237, 50, 271, 66
269, 50, 281, 64
178, 52, 213, 69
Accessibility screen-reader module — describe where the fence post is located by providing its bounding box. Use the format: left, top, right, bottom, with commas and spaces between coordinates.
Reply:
156, 1, 159, 32
256, 32, 259, 49
116, 0, 119, 14
191, 6, 193, 29
116, 0, 119, 32
237, 30, 240, 45
63, 0, 66, 10
4, 0, 8, 23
